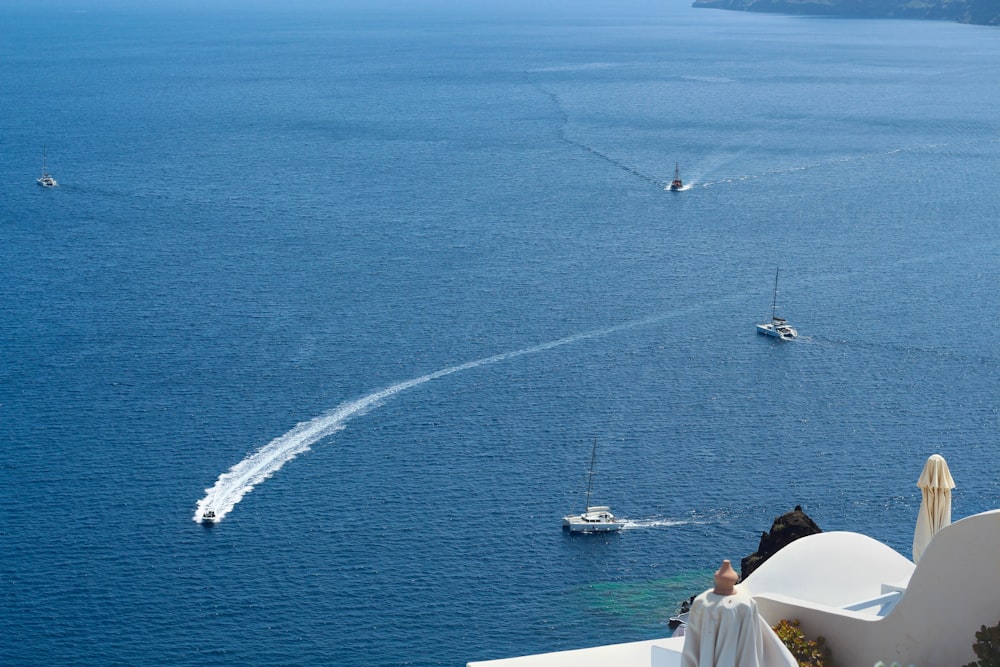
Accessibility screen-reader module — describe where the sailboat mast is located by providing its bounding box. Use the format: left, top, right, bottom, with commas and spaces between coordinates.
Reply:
584, 439, 597, 511
771, 267, 780, 320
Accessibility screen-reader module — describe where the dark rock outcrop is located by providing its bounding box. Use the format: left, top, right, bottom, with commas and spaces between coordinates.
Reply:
740, 505, 822, 580
668, 595, 696, 631
691, 0, 1000, 27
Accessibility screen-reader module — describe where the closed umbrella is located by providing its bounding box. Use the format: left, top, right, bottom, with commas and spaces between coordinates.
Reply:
912, 454, 955, 564
681, 560, 796, 667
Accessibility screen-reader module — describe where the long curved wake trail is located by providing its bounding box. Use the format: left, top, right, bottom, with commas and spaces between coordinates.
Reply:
196, 238, 983, 525
194, 314, 682, 524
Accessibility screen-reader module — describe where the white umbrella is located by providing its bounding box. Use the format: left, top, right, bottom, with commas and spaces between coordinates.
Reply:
681, 560, 796, 667
912, 454, 955, 564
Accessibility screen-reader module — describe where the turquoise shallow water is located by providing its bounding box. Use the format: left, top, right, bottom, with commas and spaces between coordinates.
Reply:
2, 1, 999, 665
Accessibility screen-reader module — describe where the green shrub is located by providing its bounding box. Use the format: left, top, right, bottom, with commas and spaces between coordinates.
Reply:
772, 619, 834, 667
964, 620, 1000, 667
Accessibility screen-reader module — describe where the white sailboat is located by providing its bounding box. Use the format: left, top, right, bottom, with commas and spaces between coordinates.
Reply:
37, 147, 57, 188
562, 440, 622, 533
756, 267, 797, 340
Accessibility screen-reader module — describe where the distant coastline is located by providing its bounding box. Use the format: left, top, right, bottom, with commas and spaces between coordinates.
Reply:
691, 0, 1000, 27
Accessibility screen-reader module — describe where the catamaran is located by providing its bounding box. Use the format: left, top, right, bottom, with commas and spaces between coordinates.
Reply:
756, 267, 798, 340
562, 440, 622, 533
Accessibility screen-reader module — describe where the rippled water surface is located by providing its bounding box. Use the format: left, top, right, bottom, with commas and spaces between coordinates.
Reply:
2, 1, 999, 665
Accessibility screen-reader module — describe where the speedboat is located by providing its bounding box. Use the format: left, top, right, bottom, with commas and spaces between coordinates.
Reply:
37, 148, 57, 188
563, 440, 623, 533
202, 509, 217, 523
756, 268, 797, 340
668, 163, 683, 191
562, 506, 623, 533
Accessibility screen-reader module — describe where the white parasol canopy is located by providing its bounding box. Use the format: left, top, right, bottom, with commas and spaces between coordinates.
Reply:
912, 453, 955, 564
681, 561, 797, 667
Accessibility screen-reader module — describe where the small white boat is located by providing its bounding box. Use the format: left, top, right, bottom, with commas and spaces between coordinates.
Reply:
756, 268, 797, 341
757, 317, 797, 340
37, 148, 57, 188
202, 509, 217, 523
562, 440, 623, 533
563, 505, 622, 533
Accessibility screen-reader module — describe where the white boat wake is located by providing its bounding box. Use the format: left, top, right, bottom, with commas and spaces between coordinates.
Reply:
194, 313, 689, 524
621, 519, 693, 530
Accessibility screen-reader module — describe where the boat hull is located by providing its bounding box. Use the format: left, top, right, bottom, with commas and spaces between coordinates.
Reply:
562, 507, 623, 533
756, 323, 797, 340
562, 519, 623, 533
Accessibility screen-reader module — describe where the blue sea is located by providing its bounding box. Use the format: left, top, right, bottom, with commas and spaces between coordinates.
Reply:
2, 1, 999, 664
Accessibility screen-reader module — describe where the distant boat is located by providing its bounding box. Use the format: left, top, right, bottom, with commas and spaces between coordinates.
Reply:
36, 148, 57, 188
202, 509, 217, 524
756, 267, 798, 341
668, 163, 683, 191
562, 440, 623, 533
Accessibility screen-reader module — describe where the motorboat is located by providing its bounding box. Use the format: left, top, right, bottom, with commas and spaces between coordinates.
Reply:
668, 163, 683, 191
37, 148, 57, 188
756, 268, 797, 340
202, 509, 217, 523
562, 440, 623, 533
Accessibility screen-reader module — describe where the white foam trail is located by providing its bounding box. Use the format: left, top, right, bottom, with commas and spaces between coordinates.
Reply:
696, 139, 998, 189
621, 519, 693, 530
195, 313, 688, 523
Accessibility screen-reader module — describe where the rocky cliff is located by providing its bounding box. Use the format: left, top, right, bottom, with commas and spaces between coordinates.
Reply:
740, 505, 822, 580
692, 0, 1000, 27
